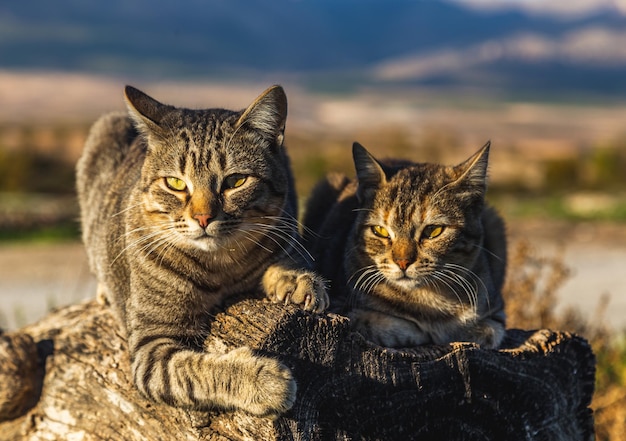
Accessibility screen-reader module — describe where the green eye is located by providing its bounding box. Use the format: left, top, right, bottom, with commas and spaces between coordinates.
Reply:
423, 225, 444, 239
224, 174, 247, 189
165, 177, 187, 191
371, 225, 390, 238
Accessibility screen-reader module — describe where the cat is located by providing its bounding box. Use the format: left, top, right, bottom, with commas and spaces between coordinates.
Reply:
303, 141, 506, 349
76, 84, 328, 416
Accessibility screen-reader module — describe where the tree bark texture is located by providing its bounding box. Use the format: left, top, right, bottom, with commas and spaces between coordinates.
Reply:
0, 298, 595, 440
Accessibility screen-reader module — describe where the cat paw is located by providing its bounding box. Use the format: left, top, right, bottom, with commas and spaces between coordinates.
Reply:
349, 309, 431, 347
262, 266, 329, 313
225, 347, 297, 416
470, 318, 506, 349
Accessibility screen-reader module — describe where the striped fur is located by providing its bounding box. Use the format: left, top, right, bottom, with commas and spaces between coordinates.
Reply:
304, 142, 506, 349
76, 85, 328, 415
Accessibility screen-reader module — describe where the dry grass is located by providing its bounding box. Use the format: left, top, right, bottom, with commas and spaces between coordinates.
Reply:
504, 241, 626, 441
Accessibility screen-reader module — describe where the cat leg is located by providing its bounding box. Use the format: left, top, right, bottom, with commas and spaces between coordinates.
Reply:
130, 335, 296, 416
465, 317, 506, 349
349, 309, 432, 347
440, 316, 505, 349
210, 346, 297, 416
262, 264, 329, 313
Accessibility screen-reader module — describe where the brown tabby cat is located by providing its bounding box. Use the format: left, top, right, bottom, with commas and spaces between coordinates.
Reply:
76, 85, 328, 416
304, 142, 506, 349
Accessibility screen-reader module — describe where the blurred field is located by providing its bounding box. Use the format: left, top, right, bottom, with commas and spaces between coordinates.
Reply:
0, 70, 625, 438
3, 70, 626, 217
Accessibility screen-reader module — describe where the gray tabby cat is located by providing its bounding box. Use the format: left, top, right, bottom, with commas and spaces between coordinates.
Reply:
76, 85, 328, 416
304, 142, 506, 349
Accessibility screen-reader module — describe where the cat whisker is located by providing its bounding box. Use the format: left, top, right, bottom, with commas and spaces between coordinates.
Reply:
118, 221, 180, 242
112, 223, 183, 266
356, 277, 379, 301
111, 201, 144, 218
254, 213, 308, 240
446, 263, 492, 312
251, 228, 294, 259
429, 272, 469, 316
261, 211, 311, 234
154, 232, 187, 267
248, 222, 314, 263
111, 228, 165, 265
238, 230, 274, 254
345, 265, 379, 309
347, 264, 378, 285
145, 236, 173, 261
261, 210, 306, 228
423, 276, 443, 298
228, 238, 249, 270
356, 271, 377, 294
444, 264, 485, 288
137, 228, 179, 258
471, 244, 505, 263
433, 266, 483, 318
350, 266, 382, 296
364, 273, 386, 297
299, 223, 322, 239
441, 269, 478, 315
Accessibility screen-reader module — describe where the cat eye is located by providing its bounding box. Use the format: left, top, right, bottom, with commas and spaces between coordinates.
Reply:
423, 225, 444, 239
371, 225, 391, 238
165, 177, 187, 192
224, 174, 247, 190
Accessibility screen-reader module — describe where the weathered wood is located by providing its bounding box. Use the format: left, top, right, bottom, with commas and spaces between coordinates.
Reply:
0, 298, 595, 440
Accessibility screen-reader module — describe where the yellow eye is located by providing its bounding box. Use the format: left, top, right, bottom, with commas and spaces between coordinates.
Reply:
225, 174, 247, 189
371, 225, 390, 238
165, 177, 187, 191
424, 225, 444, 239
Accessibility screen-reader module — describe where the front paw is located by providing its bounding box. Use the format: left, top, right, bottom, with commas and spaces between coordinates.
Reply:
349, 309, 431, 348
225, 347, 297, 417
262, 266, 329, 313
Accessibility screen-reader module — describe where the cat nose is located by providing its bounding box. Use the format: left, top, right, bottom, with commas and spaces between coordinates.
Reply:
193, 213, 213, 228
394, 258, 412, 271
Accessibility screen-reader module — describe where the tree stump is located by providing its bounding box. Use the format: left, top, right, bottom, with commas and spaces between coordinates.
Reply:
0, 298, 595, 440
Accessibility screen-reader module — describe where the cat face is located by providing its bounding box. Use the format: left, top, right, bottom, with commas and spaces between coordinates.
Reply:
125, 86, 293, 253
348, 143, 490, 304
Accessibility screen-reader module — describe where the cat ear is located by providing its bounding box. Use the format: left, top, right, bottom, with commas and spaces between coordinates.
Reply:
236, 85, 288, 146
124, 86, 174, 133
454, 141, 491, 192
353, 142, 387, 202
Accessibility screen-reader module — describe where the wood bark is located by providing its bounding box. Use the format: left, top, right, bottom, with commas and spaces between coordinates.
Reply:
0, 298, 595, 440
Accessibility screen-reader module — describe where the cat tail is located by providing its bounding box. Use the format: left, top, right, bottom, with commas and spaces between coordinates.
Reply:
302, 172, 351, 243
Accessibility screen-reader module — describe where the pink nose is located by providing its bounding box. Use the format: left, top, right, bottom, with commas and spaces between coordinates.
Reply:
395, 258, 411, 271
193, 213, 213, 228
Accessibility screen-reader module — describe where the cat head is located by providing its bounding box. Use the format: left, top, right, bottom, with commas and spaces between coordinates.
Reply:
124, 85, 294, 253
348, 141, 491, 299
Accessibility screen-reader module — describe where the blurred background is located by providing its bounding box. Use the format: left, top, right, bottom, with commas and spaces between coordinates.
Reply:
0, 0, 625, 437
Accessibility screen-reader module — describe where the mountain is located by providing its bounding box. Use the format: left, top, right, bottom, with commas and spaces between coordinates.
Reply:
1, 0, 625, 98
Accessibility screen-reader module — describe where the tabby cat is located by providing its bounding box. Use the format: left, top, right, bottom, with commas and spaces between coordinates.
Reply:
304, 142, 506, 349
76, 85, 328, 416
